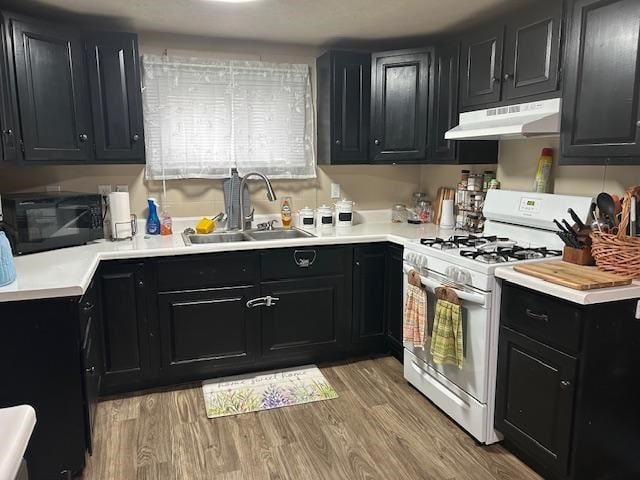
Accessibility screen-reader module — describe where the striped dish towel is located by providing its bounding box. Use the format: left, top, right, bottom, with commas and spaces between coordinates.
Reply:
430, 288, 464, 369
403, 271, 427, 348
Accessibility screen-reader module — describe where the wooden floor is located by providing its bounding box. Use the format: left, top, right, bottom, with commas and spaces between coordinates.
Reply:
83, 356, 540, 480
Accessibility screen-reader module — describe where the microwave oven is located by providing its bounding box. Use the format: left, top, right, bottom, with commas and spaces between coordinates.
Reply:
0, 192, 104, 255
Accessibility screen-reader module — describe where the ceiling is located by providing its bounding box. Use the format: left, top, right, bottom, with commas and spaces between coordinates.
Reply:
9, 0, 531, 47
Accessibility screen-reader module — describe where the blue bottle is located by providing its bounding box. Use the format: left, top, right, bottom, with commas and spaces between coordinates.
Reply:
0, 231, 16, 287
146, 198, 161, 235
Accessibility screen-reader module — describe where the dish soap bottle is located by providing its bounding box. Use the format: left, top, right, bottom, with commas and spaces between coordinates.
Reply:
146, 198, 161, 235
281, 196, 292, 229
160, 208, 173, 236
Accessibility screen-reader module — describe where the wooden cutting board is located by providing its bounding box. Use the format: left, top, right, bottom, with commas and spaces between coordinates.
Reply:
513, 261, 633, 290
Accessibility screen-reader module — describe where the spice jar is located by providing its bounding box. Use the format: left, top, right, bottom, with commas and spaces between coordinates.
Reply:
392, 204, 408, 223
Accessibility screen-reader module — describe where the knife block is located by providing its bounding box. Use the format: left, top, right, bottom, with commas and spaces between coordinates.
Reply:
562, 246, 595, 266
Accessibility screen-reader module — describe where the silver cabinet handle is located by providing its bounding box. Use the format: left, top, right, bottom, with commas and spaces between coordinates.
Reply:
246, 296, 280, 308
132, 134, 140, 142
79, 133, 88, 142
294, 249, 317, 268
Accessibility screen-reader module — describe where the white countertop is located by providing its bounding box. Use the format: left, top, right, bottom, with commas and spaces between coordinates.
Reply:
0, 216, 439, 303
0, 405, 36, 480
495, 265, 640, 305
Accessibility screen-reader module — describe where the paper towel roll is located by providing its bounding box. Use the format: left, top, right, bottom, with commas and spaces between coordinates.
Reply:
439, 199, 455, 229
109, 192, 132, 239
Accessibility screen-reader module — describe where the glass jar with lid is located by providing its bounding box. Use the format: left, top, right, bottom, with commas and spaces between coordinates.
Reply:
392, 204, 408, 223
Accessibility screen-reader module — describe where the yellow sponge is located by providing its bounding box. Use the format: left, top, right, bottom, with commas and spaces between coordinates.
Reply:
195, 217, 215, 234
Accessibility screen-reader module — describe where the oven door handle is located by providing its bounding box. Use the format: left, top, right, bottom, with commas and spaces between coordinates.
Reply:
403, 265, 487, 306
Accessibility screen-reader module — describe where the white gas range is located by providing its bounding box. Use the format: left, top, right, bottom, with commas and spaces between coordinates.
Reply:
402, 190, 593, 444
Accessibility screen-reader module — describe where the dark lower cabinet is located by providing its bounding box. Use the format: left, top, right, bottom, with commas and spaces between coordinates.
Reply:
561, 0, 640, 164
10, 15, 93, 163
0, 15, 18, 162
0, 298, 89, 480
85, 32, 145, 163
261, 275, 349, 362
370, 48, 432, 164
158, 285, 260, 379
496, 282, 640, 479
385, 244, 404, 360
352, 244, 387, 351
496, 326, 576, 477
97, 261, 151, 394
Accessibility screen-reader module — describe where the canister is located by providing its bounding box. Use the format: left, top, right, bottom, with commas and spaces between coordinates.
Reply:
316, 205, 334, 228
299, 207, 315, 227
335, 199, 354, 227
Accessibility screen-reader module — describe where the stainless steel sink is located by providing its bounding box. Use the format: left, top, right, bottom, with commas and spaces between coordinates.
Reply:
244, 228, 315, 241
182, 228, 314, 246
182, 231, 249, 245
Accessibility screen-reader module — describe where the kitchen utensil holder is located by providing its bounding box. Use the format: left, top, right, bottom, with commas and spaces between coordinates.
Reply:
591, 186, 640, 278
562, 246, 595, 266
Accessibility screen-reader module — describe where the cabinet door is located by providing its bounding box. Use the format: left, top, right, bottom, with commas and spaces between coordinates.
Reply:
502, 2, 562, 101
352, 245, 387, 350
261, 276, 348, 362
432, 43, 460, 164
370, 48, 432, 164
158, 286, 260, 379
332, 51, 370, 164
562, 0, 640, 162
460, 26, 504, 109
11, 17, 93, 162
495, 326, 577, 477
0, 16, 19, 162
385, 244, 404, 360
85, 33, 145, 163
98, 262, 150, 393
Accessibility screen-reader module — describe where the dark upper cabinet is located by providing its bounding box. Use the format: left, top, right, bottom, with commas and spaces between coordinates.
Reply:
495, 326, 577, 477
385, 243, 404, 360
460, 1, 563, 110
431, 42, 498, 164
11, 17, 93, 162
561, 0, 640, 164
0, 15, 19, 162
260, 275, 349, 362
317, 51, 370, 165
460, 26, 504, 109
352, 245, 387, 350
158, 286, 261, 379
502, 1, 563, 101
86, 32, 145, 163
97, 261, 151, 394
370, 48, 432, 164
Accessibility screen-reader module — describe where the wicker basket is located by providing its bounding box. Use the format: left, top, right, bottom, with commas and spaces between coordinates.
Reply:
590, 187, 640, 278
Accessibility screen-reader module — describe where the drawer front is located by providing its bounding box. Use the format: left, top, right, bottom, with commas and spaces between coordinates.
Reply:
157, 253, 259, 291
501, 283, 582, 355
261, 247, 349, 280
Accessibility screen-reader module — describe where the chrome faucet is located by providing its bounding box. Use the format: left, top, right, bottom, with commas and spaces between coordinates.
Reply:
238, 172, 277, 231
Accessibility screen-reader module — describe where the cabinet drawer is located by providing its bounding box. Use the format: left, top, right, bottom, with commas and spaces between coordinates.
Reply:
501, 283, 582, 355
260, 247, 349, 280
157, 253, 259, 291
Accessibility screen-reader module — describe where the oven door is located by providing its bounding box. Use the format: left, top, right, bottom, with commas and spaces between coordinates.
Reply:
402, 264, 492, 404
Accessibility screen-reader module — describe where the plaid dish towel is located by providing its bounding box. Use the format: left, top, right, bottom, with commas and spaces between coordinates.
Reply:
403, 271, 427, 348
430, 288, 463, 369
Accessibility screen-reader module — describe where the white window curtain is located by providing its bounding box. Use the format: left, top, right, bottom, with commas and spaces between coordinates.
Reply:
142, 55, 316, 180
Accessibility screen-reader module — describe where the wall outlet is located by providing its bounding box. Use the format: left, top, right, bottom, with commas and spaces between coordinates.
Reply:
115, 185, 129, 192
330, 183, 341, 199
98, 185, 112, 196
46, 184, 61, 192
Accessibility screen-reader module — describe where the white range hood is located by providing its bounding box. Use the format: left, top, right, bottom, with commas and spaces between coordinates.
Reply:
445, 98, 561, 140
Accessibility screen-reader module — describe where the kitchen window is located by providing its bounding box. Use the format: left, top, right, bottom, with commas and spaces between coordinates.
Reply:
142, 55, 316, 180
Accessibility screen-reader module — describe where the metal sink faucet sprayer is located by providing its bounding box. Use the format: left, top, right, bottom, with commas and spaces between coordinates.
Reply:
238, 172, 277, 231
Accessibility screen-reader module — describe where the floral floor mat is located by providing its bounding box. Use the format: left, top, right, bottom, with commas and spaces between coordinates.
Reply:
202, 365, 338, 418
